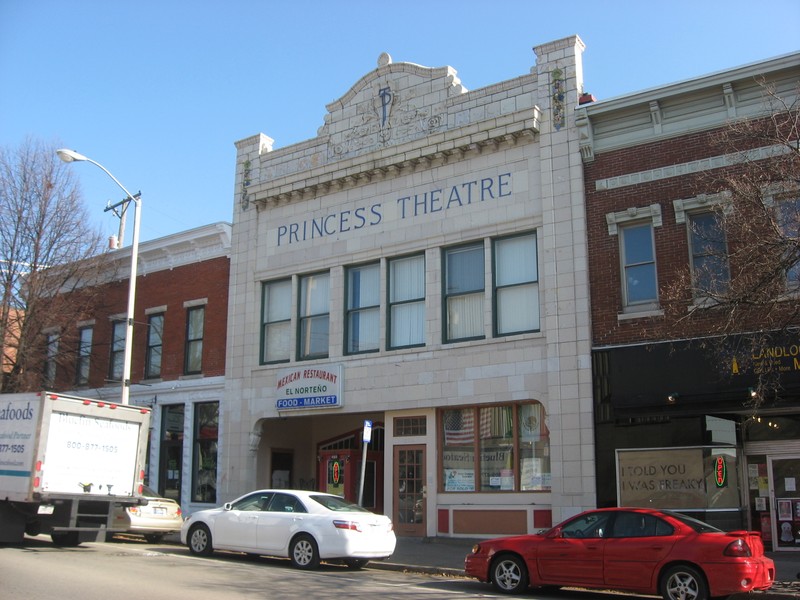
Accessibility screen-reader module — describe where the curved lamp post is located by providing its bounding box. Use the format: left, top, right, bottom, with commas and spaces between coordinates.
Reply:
56, 149, 141, 405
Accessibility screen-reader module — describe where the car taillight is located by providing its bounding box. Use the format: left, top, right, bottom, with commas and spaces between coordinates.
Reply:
471, 543, 482, 554
724, 538, 752, 557
128, 506, 141, 516
177, 508, 182, 517
333, 520, 362, 532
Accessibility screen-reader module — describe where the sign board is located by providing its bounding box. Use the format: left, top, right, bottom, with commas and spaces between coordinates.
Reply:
275, 365, 343, 411
362, 420, 373, 443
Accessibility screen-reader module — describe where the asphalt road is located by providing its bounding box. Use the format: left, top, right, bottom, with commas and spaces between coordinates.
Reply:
0, 535, 656, 600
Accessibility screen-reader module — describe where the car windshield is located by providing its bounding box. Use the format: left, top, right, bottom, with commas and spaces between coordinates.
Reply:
663, 511, 723, 533
309, 494, 370, 513
142, 485, 159, 498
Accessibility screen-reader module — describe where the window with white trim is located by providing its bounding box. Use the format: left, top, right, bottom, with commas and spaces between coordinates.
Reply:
444, 243, 485, 342
145, 313, 164, 379
388, 254, 425, 349
44, 331, 58, 388
109, 320, 125, 383
494, 232, 539, 335
261, 279, 292, 363
76, 326, 92, 386
620, 222, 658, 308
184, 306, 204, 374
776, 197, 800, 288
688, 211, 730, 296
345, 263, 379, 354
298, 272, 330, 359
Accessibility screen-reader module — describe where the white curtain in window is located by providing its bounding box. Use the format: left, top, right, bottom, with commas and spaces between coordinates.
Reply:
390, 255, 425, 302
301, 273, 330, 316
264, 321, 290, 362
391, 301, 424, 346
349, 307, 379, 351
349, 264, 379, 308
448, 293, 484, 339
496, 234, 537, 285
497, 283, 539, 334
264, 280, 291, 321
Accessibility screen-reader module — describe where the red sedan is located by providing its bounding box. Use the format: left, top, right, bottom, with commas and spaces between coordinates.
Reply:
465, 507, 775, 600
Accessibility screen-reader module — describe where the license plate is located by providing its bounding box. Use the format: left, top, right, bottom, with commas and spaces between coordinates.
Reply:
37, 505, 55, 515
153, 507, 166, 515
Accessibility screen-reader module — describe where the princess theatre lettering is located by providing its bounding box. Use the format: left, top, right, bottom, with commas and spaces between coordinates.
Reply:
276, 172, 512, 246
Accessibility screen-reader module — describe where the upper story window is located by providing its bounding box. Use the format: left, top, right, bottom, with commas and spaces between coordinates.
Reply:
388, 254, 425, 349
145, 313, 164, 379
688, 211, 730, 296
44, 331, 59, 388
298, 272, 329, 360
494, 233, 539, 335
76, 326, 92, 386
184, 306, 204, 375
444, 243, 485, 342
345, 263, 380, 354
607, 204, 662, 315
109, 319, 125, 383
776, 196, 800, 288
261, 279, 292, 364
620, 222, 658, 308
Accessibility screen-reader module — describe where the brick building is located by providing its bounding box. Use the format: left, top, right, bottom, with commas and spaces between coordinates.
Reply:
578, 52, 800, 550
224, 35, 594, 536
40, 222, 230, 517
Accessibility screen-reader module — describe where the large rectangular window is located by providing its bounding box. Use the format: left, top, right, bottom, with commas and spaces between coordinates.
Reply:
777, 197, 800, 288
388, 254, 425, 348
620, 223, 658, 308
298, 272, 330, 359
688, 212, 729, 296
109, 320, 125, 384
494, 233, 539, 335
444, 244, 485, 342
145, 313, 164, 379
76, 326, 92, 386
441, 402, 550, 492
262, 279, 292, 363
192, 401, 218, 504
346, 263, 379, 354
44, 332, 58, 388
184, 306, 204, 374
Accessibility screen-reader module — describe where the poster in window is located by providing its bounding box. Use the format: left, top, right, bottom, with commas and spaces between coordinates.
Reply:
445, 469, 475, 492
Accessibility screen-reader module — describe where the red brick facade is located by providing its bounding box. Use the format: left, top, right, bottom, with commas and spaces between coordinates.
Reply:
47, 255, 229, 392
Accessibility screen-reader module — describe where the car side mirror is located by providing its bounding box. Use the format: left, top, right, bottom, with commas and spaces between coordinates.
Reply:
224, 502, 233, 511
546, 527, 562, 539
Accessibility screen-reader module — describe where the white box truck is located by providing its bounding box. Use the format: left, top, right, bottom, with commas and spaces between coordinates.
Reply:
0, 391, 151, 546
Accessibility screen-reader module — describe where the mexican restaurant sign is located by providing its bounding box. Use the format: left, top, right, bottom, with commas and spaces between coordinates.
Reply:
276, 365, 343, 410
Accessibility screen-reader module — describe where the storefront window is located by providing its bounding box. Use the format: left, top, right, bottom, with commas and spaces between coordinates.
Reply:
441, 402, 550, 492
192, 401, 218, 504
617, 447, 740, 511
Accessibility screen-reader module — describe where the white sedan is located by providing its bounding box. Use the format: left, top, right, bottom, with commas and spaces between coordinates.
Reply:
180, 489, 396, 569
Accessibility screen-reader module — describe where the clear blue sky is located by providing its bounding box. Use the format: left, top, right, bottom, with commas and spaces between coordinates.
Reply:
2, 1, 798, 244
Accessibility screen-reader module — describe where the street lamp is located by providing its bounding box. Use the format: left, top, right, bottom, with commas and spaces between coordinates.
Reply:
56, 149, 141, 405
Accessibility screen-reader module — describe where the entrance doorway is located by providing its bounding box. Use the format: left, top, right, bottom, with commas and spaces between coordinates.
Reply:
394, 445, 425, 537
769, 455, 800, 551
271, 450, 293, 489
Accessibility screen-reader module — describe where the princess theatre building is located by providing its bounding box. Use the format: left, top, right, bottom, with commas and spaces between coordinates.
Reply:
222, 35, 594, 537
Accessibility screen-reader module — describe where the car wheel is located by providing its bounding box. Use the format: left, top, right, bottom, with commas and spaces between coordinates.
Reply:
144, 534, 164, 544
187, 523, 214, 556
344, 558, 369, 570
491, 553, 529, 594
660, 564, 708, 600
290, 534, 320, 570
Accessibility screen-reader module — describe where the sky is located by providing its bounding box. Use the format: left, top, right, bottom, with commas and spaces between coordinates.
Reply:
1, 1, 799, 246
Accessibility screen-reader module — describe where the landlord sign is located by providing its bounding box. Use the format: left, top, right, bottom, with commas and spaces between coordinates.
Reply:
275, 365, 343, 410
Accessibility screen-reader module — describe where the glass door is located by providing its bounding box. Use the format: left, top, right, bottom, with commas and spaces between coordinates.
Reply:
769, 455, 800, 550
394, 445, 425, 536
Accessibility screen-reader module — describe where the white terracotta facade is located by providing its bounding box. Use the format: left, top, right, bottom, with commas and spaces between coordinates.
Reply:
223, 35, 594, 535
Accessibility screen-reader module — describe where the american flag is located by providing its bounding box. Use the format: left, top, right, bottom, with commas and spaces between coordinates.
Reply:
444, 409, 474, 445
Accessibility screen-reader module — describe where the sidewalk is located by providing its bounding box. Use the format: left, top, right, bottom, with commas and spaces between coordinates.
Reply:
371, 536, 800, 599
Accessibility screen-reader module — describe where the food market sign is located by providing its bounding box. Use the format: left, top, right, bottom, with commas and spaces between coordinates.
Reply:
276, 365, 343, 410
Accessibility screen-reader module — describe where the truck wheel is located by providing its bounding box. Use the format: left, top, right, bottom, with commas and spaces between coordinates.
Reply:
187, 523, 214, 556
51, 532, 81, 547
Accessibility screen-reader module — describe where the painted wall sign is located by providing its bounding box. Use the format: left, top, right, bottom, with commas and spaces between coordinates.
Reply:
275, 365, 343, 410
275, 172, 513, 247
